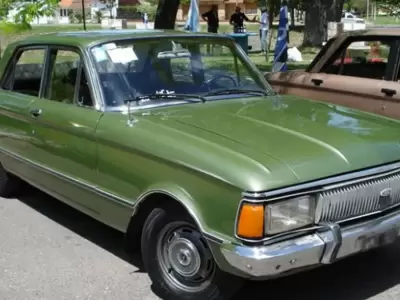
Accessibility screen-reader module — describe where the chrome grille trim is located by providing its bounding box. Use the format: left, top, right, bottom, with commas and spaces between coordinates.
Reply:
242, 162, 400, 200
315, 171, 400, 223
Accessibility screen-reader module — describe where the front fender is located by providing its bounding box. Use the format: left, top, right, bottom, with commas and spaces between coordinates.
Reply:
132, 181, 241, 243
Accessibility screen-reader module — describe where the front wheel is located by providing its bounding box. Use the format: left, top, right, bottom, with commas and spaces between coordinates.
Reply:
141, 206, 243, 300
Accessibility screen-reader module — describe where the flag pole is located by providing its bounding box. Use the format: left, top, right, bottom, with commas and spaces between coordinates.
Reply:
81, 0, 87, 31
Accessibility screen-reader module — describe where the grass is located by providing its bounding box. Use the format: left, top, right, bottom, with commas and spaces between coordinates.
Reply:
0, 23, 312, 72
371, 15, 400, 25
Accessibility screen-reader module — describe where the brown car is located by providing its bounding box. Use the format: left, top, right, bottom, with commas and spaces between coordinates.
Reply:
266, 28, 400, 120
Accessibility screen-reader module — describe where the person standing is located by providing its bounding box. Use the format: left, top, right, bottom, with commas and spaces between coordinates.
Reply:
259, 7, 269, 55
202, 5, 219, 54
229, 6, 256, 32
202, 5, 219, 33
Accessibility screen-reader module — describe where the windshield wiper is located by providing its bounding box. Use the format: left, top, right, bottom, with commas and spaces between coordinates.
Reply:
204, 88, 270, 97
129, 93, 206, 103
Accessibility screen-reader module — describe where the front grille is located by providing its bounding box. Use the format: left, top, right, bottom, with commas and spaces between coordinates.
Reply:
315, 171, 400, 223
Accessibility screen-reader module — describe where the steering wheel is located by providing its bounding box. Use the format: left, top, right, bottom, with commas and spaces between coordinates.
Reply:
202, 74, 238, 91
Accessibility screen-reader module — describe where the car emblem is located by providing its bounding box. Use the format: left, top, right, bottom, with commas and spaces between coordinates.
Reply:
379, 187, 392, 210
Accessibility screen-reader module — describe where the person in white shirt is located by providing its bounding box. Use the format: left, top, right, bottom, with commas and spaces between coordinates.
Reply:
259, 8, 269, 54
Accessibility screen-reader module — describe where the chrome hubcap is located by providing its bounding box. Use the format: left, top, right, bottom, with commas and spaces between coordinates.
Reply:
167, 237, 201, 277
157, 223, 215, 292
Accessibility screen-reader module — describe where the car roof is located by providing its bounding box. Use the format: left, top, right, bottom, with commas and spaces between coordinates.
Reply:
342, 27, 400, 37
14, 29, 226, 49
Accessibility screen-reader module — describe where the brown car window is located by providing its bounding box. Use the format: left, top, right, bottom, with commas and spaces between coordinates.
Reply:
322, 39, 393, 80
2, 49, 46, 97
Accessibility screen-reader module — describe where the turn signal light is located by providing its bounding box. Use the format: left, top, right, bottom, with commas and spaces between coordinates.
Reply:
236, 203, 264, 239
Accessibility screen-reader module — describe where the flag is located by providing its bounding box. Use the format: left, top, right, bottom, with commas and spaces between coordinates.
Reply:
272, 3, 289, 72
184, 0, 200, 32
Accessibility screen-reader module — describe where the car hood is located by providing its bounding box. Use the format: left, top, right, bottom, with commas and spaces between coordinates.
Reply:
141, 95, 400, 191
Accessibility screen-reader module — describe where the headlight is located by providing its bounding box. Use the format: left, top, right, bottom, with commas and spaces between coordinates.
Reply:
264, 196, 315, 235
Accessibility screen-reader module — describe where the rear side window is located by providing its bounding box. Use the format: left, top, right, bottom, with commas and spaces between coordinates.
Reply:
2, 48, 46, 97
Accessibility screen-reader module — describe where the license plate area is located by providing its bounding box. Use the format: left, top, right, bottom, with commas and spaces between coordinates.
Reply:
356, 228, 399, 252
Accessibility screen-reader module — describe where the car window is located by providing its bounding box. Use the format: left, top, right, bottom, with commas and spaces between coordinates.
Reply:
2, 48, 46, 97
322, 39, 393, 80
200, 44, 258, 88
44, 49, 93, 107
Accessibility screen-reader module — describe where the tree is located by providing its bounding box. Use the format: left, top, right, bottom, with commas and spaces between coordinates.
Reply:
154, 0, 180, 29
136, 0, 158, 20
375, 0, 400, 16
2, 0, 60, 25
0, 0, 60, 26
0, 0, 60, 57
100, 0, 117, 19
303, 0, 345, 46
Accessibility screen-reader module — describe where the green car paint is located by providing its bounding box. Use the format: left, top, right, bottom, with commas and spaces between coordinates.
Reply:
1, 30, 400, 245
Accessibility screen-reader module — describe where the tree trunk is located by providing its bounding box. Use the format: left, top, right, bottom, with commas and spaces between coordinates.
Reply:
290, 7, 295, 27
267, 0, 276, 53
303, 0, 344, 47
154, 0, 181, 30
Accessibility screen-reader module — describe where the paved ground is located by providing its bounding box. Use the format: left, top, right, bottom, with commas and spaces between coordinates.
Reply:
1, 186, 400, 300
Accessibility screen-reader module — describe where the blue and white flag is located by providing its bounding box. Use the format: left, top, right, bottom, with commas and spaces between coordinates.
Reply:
184, 0, 200, 32
272, 3, 289, 72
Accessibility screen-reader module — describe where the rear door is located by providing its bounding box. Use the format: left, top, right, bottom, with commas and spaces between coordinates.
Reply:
0, 47, 47, 165
28, 46, 103, 214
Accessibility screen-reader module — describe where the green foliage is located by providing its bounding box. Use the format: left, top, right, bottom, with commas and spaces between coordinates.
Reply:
95, 10, 103, 24
100, 0, 117, 18
375, 0, 400, 15
344, 0, 367, 12
135, 0, 158, 20
74, 12, 83, 23
9, 0, 59, 25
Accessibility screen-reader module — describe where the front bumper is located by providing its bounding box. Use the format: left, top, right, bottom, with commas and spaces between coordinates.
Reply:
216, 209, 400, 278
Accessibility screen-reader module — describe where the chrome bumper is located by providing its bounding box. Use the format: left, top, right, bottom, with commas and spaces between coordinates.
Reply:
217, 210, 400, 278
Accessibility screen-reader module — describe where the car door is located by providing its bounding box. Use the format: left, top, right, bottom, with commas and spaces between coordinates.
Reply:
28, 46, 104, 214
299, 36, 400, 119
267, 38, 338, 95
0, 47, 47, 166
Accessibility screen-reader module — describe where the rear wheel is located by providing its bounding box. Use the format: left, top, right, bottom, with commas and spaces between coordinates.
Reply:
141, 205, 243, 300
0, 163, 20, 198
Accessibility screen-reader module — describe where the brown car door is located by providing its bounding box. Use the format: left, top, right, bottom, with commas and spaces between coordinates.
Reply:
267, 34, 400, 119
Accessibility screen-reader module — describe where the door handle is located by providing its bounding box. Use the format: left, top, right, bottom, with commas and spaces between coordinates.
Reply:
311, 78, 323, 86
30, 108, 42, 118
381, 88, 396, 96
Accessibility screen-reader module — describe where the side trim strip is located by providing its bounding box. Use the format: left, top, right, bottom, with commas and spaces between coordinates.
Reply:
0, 146, 133, 208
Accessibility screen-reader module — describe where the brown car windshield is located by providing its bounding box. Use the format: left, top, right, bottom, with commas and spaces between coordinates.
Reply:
90, 37, 272, 107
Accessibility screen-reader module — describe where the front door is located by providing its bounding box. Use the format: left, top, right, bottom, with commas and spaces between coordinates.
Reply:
29, 46, 103, 214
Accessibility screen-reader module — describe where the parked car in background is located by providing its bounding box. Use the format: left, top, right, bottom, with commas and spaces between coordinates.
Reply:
266, 29, 400, 120
3, 30, 400, 300
341, 11, 365, 23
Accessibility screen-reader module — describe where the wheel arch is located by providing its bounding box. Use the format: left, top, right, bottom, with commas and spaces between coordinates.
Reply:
124, 186, 211, 253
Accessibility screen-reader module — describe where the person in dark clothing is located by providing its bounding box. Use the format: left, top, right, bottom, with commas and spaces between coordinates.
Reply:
202, 5, 219, 33
229, 6, 256, 31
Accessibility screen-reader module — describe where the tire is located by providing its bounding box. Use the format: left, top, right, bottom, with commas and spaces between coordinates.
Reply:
0, 164, 20, 198
141, 206, 244, 300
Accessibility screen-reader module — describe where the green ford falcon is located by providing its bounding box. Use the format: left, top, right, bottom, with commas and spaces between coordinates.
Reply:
1, 29, 400, 300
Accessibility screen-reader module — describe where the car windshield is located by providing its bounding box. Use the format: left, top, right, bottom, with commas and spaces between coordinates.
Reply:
89, 36, 273, 109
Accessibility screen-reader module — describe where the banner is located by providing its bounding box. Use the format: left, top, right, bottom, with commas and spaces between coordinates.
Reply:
184, 0, 200, 32
272, 3, 289, 72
